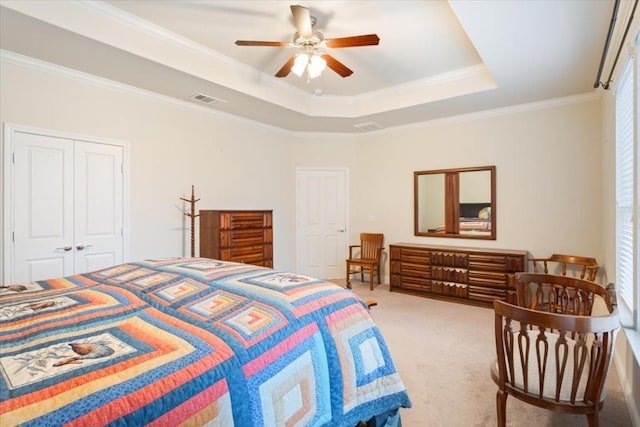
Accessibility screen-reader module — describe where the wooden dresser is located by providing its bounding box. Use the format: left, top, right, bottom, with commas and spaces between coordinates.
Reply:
199, 210, 273, 267
390, 243, 527, 308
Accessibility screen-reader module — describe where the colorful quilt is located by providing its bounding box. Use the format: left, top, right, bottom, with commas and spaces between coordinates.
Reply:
0, 258, 411, 426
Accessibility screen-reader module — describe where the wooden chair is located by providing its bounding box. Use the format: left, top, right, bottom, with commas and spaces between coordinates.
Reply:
529, 253, 599, 281
491, 273, 619, 427
346, 233, 384, 290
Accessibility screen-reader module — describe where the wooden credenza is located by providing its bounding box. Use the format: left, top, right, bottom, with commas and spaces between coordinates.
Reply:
390, 243, 527, 308
199, 210, 273, 267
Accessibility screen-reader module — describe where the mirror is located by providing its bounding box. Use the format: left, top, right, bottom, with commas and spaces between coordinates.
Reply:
414, 166, 496, 239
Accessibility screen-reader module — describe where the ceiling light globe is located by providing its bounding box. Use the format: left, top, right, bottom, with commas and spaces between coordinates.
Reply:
308, 55, 326, 79
292, 54, 309, 77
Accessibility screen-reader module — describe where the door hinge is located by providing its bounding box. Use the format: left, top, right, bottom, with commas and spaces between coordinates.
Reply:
12, 153, 15, 164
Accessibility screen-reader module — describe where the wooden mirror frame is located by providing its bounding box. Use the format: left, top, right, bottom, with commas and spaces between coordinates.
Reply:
414, 166, 496, 240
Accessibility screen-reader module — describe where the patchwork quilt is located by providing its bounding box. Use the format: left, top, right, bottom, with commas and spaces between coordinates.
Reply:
0, 258, 411, 426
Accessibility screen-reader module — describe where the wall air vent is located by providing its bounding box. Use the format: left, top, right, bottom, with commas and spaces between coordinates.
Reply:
189, 93, 227, 106
353, 121, 383, 132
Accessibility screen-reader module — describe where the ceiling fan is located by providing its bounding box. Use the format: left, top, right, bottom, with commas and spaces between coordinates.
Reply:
235, 4, 380, 79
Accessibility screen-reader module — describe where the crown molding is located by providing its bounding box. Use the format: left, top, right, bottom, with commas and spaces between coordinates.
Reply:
1, 49, 602, 139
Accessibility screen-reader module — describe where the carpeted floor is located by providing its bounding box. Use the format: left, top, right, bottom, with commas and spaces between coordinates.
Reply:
338, 280, 632, 427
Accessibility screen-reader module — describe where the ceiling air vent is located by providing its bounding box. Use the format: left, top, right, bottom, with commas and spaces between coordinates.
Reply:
353, 121, 382, 132
189, 93, 227, 106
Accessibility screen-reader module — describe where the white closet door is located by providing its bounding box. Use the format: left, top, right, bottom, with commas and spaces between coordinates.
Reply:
14, 132, 74, 281
10, 130, 124, 283
74, 141, 123, 274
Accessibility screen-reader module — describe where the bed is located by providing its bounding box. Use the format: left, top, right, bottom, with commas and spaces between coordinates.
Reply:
428, 203, 492, 234
0, 258, 411, 426
458, 202, 491, 233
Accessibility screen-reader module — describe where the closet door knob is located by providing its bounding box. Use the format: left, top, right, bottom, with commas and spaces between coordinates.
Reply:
56, 246, 73, 252
76, 244, 93, 251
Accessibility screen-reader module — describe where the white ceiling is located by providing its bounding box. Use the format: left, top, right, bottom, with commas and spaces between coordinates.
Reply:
0, 0, 623, 133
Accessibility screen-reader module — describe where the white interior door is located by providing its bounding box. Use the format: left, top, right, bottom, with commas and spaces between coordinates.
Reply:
5, 126, 125, 283
296, 168, 348, 279
13, 132, 75, 281
74, 141, 124, 274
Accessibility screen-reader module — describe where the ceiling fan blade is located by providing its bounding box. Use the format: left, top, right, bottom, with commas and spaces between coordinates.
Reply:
235, 40, 291, 47
290, 5, 313, 38
275, 56, 296, 77
325, 34, 380, 48
321, 54, 353, 77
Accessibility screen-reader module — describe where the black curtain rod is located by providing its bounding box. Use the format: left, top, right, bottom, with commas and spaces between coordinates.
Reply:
593, 0, 638, 90
603, 0, 638, 89
594, 0, 620, 89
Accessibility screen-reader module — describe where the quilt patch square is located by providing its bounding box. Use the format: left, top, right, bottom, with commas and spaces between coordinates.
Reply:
181, 290, 245, 322
90, 264, 139, 280
216, 303, 287, 346
244, 272, 320, 290
130, 272, 181, 290
147, 378, 235, 427
149, 278, 208, 305
326, 304, 407, 412
0, 332, 135, 389
245, 325, 331, 427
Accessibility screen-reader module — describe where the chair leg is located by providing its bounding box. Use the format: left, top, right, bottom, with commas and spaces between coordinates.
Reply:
496, 389, 507, 427
360, 267, 364, 282
369, 267, 374, 290
346, 263, 351, 289
586, 412, 599, 427
376, 264, 381, 284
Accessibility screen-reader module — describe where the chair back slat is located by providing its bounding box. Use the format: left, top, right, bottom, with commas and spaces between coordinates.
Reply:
359, 233, 383, 261
530, 254, 599, 281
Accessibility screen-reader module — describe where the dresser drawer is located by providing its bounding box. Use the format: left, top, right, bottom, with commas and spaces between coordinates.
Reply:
391, 275, 431, 290
431, 281, 468, 298
468, 254, 507, 271
220, 212, 270, 230
430, 251, 468, 268
391, 260, 429, 277
220, 245, 267, 263
468, 270, 508, 287
431, 267, 467, 283
399, 248, 431, 264
220, 229, 265, 247
400, 263, 431, 278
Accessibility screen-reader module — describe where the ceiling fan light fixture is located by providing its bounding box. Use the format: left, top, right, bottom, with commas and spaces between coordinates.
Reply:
292, 54, 309, 77
235, 5, 379, 79
308, 54, 326, 79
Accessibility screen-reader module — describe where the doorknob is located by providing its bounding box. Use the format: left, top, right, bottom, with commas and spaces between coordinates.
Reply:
76, 244, 93, 251
56, 246, 73, 252
337, 229, 345, 233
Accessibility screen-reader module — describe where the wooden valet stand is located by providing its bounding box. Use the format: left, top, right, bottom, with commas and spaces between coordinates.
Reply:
180, 185, 200, 257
